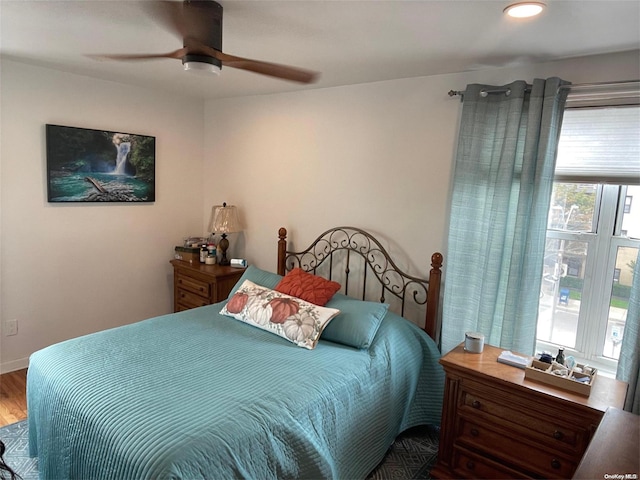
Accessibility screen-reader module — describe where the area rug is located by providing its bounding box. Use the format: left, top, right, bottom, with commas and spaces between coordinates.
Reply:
368, 425, 440, 480
0, 420, 438, 479
0, 420, 37, 480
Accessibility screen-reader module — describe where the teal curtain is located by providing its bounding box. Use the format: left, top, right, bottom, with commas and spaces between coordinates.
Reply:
441, 78, 569, 355
616, 248, 640, 414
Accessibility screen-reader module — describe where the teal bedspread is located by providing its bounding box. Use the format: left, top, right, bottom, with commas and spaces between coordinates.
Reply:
27, 302, 444, 479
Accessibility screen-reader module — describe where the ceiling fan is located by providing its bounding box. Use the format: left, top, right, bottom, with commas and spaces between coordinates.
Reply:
90, 0, 319, 84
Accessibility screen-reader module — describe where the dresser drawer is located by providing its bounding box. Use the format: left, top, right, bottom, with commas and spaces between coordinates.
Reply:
452, 446, 531, 479
176, 289, 210, 309
176, 273, 211, 299
456, 417, 576, 479
459, 384, 588, 452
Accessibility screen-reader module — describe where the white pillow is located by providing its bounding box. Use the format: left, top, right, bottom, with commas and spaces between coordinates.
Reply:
221, 280, 340, 350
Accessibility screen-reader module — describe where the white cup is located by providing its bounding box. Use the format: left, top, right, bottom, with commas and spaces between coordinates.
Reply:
465, 332, 485, 353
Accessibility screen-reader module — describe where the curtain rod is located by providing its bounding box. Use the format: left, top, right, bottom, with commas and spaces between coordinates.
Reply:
448, 79, 640, 99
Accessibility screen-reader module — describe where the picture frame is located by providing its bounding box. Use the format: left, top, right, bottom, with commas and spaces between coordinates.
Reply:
46, 124, 156, 203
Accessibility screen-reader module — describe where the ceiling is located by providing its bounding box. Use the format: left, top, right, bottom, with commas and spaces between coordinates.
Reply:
1, 0, 639, 100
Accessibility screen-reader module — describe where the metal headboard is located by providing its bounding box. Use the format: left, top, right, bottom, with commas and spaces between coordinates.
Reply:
276, 226, 443, 341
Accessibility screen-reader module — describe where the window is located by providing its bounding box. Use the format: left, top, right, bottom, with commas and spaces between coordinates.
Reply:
536, 103, 640, 374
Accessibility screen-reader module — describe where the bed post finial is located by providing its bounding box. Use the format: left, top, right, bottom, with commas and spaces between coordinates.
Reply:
277, 228, 288, 275
425, 252, 443, 343
431, 252, 443, 270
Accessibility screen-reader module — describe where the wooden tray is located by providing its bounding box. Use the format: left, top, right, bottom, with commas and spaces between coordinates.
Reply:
525, 359, 597, 396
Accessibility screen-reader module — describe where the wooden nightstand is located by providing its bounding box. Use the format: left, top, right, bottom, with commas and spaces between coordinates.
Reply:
430, 343, 628, 480
170, 259, 245, 312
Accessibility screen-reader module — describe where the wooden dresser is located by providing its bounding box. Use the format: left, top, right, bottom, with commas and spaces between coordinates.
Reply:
430, 343, 628, 480
170, 259, 245, 312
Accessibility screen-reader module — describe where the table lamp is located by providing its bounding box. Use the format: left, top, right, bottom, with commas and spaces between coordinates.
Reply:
209, 202, 241, 266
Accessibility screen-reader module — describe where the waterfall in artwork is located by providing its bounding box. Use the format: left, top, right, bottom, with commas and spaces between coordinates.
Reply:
114, 141, 131, 174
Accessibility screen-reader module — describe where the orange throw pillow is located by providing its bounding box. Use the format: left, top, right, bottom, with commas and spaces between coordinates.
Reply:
275, 268, 341, 306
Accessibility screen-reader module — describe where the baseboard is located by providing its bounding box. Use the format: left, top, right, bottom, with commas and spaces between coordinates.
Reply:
0, 357, 29, 374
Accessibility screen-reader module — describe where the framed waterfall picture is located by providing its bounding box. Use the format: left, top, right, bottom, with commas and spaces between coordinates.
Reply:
46, 124, 156, 203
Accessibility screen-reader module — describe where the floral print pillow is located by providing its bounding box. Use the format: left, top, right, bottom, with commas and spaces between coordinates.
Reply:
220, 280, 340, 349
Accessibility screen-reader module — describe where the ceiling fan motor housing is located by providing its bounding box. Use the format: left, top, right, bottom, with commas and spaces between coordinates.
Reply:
182, 54, 221, 71
182, 0, 223, 71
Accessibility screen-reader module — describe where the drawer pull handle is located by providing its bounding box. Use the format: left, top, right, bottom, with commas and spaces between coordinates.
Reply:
466, 460, 475, 470
471, 400, 481, 409
470, 428, 479, 437
553, 430, 564, 440
551, 459, 561, 469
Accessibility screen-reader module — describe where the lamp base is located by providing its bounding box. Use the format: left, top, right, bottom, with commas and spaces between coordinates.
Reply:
218, 234, 230, 266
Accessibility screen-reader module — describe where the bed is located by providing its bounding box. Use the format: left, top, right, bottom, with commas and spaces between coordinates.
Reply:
27, 226, 445, 479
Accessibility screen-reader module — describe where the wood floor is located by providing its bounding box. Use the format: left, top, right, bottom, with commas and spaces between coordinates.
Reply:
0, 369, 28, 427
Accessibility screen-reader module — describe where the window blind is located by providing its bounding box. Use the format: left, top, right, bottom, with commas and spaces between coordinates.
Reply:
555, 105, 640, 185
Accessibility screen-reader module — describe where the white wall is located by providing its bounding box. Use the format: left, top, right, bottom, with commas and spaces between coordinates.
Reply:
0, 60, 204, 372
203, 50, 640, 280
203, 74, 458, 276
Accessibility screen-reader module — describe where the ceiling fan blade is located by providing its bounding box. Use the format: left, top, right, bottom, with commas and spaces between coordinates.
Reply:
199, 46, 319, 84
88, 48, 187, 61
223, 58, 319, 84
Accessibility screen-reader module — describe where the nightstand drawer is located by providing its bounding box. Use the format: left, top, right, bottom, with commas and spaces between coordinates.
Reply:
171, 260, 246, 313
456, 417, 576, 479
452, 446, 530, 479
177, 289, 210, 309
460, 385, 586, 452
175, 302, 192, 313
176, 273, 211, 298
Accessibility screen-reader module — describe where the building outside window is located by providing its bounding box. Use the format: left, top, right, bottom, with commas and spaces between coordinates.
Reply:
536, 102, 640, 375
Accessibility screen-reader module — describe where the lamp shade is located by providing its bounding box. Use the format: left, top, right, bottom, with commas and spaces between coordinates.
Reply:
209, 203, 241, 234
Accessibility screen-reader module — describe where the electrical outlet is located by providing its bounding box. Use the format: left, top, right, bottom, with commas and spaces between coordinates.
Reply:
5, 319, 18, 336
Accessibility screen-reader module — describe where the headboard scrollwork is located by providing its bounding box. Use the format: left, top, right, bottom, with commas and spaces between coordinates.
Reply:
277, 227, 442, 341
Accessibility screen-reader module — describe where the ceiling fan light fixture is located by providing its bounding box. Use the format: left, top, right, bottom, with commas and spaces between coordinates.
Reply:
182, 54, 221, 75
183, 61, 221, 75
504, 2, 545, 18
